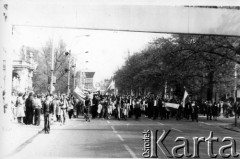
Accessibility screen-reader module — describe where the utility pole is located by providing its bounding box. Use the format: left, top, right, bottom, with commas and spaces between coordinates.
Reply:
72, 62, 76, 91
50, 33, 55, 94
67, 53, 71, 95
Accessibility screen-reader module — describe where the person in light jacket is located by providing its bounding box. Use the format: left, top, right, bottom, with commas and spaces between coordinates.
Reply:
34, 94, 42, 126
16, 92, 25, 124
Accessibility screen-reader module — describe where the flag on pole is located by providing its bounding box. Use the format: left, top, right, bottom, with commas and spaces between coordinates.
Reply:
182, 89, 189, 108
73, 86, 86, 102
107, 80, 115, 90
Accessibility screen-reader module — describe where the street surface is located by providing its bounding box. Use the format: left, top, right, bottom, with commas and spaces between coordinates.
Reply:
6, 116, 240, 159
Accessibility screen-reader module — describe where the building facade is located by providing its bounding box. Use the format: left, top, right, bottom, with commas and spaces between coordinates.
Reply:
84, 72, 95, 90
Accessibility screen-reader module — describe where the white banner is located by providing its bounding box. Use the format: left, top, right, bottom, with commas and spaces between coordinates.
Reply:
73, 87, 86, 102
165, 103, 179, 109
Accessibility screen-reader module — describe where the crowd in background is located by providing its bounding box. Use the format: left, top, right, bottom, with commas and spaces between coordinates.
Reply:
9, 92, 78, 133
4, 92, 240, 133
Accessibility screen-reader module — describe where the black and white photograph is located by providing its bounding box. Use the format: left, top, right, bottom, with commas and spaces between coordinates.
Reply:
1, 0, 240, 158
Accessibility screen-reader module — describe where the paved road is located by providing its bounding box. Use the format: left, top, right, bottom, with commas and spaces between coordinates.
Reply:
7, 116, 240, 159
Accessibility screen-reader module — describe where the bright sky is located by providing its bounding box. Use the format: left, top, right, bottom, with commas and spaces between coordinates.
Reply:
13, 26, 167, 83
8, 0, 237, 84
9, 0, 177, 83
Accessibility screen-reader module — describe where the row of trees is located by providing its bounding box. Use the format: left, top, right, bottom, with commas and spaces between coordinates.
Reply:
21, 40, 75, 94
114, 35, 240, 101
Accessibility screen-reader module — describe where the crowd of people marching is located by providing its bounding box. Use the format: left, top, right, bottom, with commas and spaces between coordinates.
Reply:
5, 91, 240, 134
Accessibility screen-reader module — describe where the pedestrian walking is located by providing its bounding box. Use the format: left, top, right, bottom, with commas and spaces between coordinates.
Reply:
184, 100, 191, 120
212, 102, 218, 120
68, 98, 74, 119
84, 95, 91, 122
60, 94, 68, 125
55, 97, 62, 124
135, 98, 141, 120
191, 101, 199, 122
43, 95, 53, 134
207, 101, 213, 120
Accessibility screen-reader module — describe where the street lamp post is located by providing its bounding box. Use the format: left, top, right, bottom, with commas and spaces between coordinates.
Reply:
72, 63, 76, 91
66, 34, 90, 93
50, 35, 55, 94
65, 51, 71, 95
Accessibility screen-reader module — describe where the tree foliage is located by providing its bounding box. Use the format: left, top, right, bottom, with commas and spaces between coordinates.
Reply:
24, 40, 75, 94
114, 35, 240, 101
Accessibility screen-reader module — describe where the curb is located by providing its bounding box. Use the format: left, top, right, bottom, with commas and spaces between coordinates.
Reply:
219, 125, 240, 133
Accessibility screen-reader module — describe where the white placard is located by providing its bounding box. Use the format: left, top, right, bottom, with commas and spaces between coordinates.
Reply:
165, 103, 179, 109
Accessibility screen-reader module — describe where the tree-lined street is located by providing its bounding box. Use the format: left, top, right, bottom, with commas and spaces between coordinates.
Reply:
1, 1, 240, 159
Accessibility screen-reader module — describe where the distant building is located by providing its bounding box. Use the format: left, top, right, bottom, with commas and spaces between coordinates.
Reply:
3, 49, 37, 94
12, 60, 36, 93
75, 70, 86, 90
84, 72, 95, 90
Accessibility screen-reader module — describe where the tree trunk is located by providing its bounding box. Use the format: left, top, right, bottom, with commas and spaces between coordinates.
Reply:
207, 71, 214, 101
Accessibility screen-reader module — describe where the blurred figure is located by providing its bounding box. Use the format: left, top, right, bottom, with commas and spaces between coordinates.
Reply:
68, 98, 74, 119
34, 95, 42, 126
135, 98, 141, 120
176, 102, 183, 121
84, 95, 91, 122
207, 101, 212, 120
11, 92, 17, 121
153, 96, 158, 120
97, 99, 103, 118
191, 101, 199, 122
25, 92, 35, 125
212, 102, 218, 120
60, 94, 68, 125
16, 92, 25, 124
55, 97, 62, 125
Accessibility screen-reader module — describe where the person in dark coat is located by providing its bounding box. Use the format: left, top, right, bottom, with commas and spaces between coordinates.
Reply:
135, 98, 141, 120
84, 95, 91, 122
25, 92, 35, 125
212, 102, 218, 120
92, 95, 99, 119
206, 101, 213, 120
43, 95, 53, 134
191, 101, 199, 122
148, 97, 154, 119
184, 100, 191, 120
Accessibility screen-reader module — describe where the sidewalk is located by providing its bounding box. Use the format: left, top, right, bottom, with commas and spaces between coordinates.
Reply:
199, 114, 240, 132
0, 116, 45, 158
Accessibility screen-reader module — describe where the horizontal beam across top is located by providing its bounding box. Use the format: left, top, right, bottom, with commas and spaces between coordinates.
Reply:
7, 0, 240, 36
